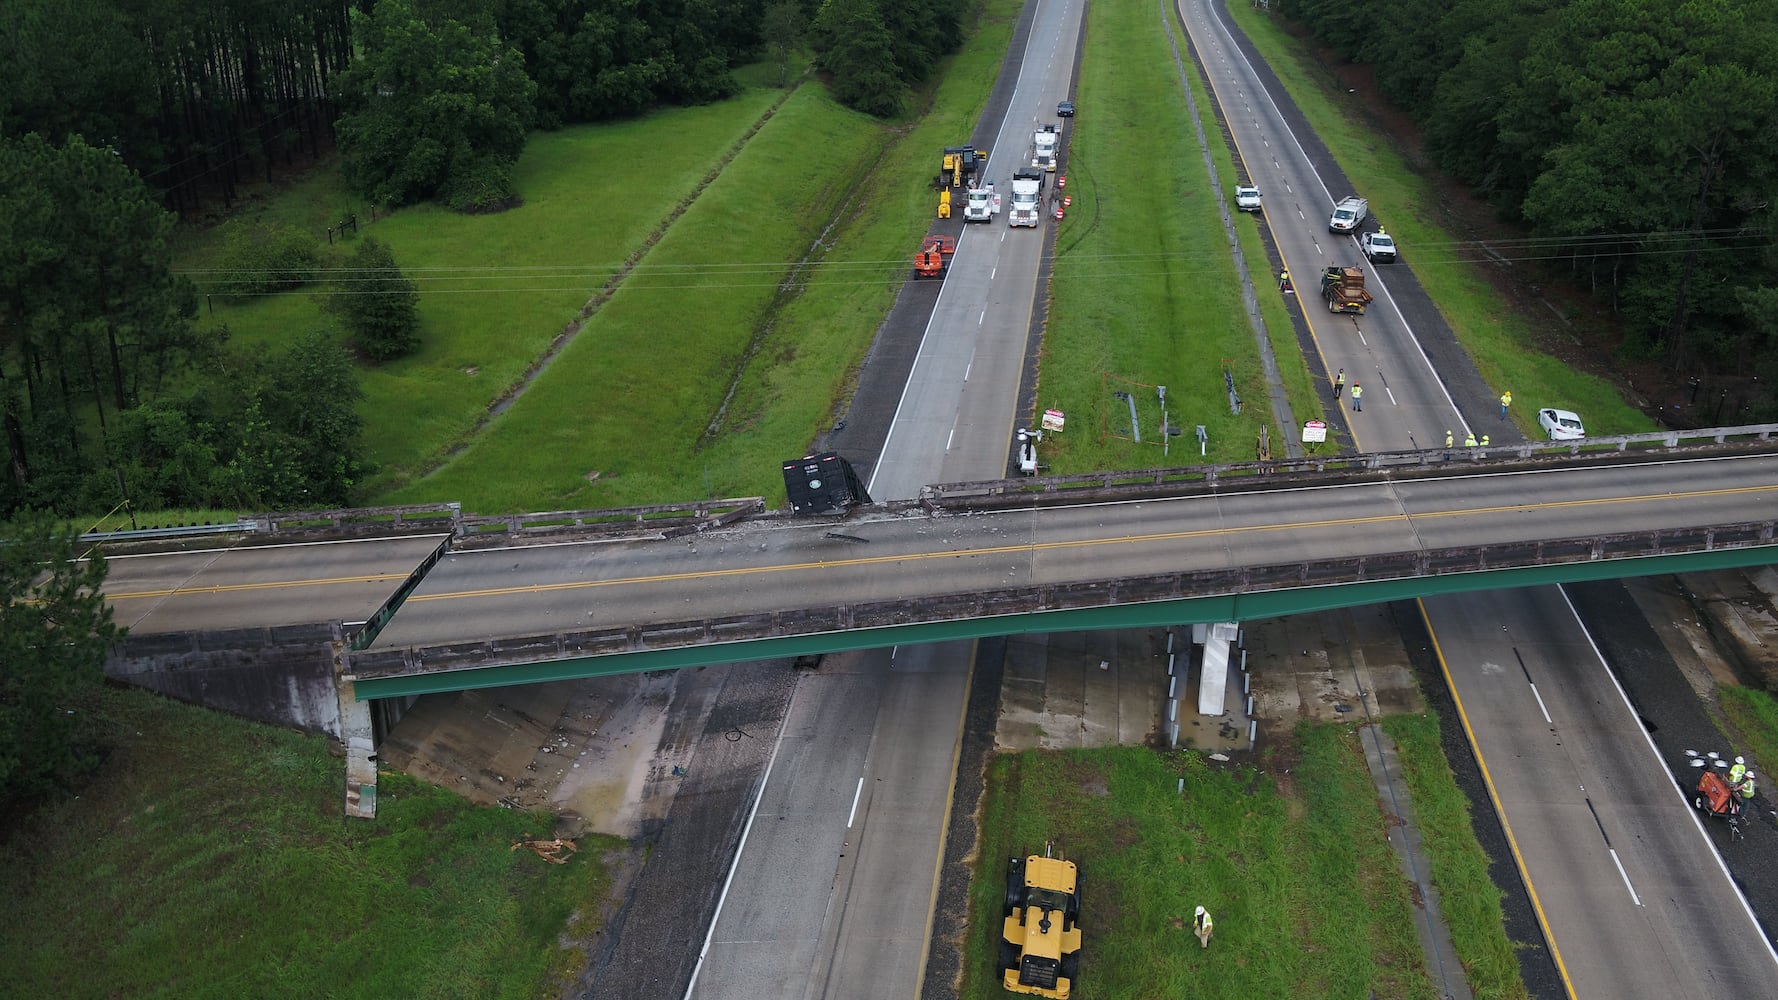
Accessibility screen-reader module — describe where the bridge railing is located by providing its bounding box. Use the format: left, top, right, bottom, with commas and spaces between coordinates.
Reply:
920, 423, 1778, 505
83, 424, 1778, 547
345, 516, 1778, 680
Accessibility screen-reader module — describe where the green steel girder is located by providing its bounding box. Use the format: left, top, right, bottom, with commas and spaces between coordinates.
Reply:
348, 542, 1778, 701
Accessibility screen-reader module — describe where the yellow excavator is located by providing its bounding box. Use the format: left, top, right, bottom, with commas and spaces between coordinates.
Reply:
940, 145, 987, 188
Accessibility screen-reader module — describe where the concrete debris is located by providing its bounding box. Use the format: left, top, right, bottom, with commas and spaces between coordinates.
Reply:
512, 837, 579, 865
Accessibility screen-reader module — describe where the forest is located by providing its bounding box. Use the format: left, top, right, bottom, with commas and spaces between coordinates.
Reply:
8, 0, 1771, 521
0, 0, 960, 519
1279, 0, 1778, 392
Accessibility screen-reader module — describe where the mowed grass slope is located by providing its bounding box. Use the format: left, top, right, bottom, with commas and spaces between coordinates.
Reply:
0, 688, 620, 999
177, 92, 782, 496
1042, 0, 1275, 470
383, 0, 1025, 511
965, 736, 1437, 1000
382, 85, 889, 510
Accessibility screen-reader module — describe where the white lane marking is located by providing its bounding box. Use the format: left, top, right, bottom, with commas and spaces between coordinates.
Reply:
946, 424, 955, 451
1559, 586, 1778, 967
979, 310, 986, 325
1608, 848, 1642, 906
1528, 682, 1553, 723
685, 702, 791, 998
847, 776, 865, 828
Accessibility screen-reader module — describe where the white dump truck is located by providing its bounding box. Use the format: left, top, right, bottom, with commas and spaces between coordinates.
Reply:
964, 183, 1002, 222
1031, 124, 1061, 172
1329, 196, 1368, 233
1009, 168, 1044, 227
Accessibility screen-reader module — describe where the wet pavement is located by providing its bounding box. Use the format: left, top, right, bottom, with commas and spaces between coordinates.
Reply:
375, 567, 1778, 999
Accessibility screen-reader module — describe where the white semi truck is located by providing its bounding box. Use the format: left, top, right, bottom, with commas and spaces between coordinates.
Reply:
964, 183, 1002, 222
1009, 168, 1044, 227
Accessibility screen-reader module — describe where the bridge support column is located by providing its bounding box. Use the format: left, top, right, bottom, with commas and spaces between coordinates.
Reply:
333, 630, 377, 818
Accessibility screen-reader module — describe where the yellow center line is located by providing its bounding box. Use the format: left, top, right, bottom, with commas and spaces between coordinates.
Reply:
1420, 600, 1578, 998
406, 482, 1773, 602
106, 480, 1777, 605
105, 573, 412, 602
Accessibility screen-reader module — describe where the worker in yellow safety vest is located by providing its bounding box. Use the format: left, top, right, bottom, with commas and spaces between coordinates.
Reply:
1193, 906, 1214, 948
1731, 756, 1747, 786
1465, 431, 1477, 447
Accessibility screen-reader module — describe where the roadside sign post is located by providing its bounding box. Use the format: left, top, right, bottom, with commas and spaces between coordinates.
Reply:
1302, 419, 1327, 453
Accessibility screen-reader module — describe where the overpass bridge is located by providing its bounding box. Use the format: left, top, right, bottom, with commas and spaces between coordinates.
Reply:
344, 442, 1778, 697
105, 430, 1778, 712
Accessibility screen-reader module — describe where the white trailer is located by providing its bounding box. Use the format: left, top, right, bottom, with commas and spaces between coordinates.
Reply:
1031, 124, 1061, 172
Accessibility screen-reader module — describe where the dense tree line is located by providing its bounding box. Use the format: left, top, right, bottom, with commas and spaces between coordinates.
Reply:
0, 135, 368, 517
0, 0, 772, 213
809, 0, 963, 116
0, 514, 118, 812
0, 0, 353, 215
1279, 0, 1778, 394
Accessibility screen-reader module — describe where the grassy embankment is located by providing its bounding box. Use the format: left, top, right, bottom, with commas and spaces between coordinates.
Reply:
176, 90, 783, 502
0, 687, 621, 999
1384, 713, 1531, 1000
1042, 0, 1316, 470
1721, 685, 1778, 777
963, 736, 1438, 1000
387, 0, 1026, 511
174, 1, 1025, 514
1224, 4, 1654, 437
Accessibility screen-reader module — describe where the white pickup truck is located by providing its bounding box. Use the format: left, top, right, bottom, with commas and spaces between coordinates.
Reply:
964, 183, 1001, 222
1329, 196, 1368, 233
1008, 168, 1044, 227
1360, 229, 1397, 262
1234, 185, 1261, 212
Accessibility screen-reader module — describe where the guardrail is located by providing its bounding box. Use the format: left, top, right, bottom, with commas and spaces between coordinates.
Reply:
922, 424, 1778, 505
454, 497, 767, 545
80, 424, 1778, 547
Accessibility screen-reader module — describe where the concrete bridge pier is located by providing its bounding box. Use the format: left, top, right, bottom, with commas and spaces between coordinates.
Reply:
334, 637, 378, 818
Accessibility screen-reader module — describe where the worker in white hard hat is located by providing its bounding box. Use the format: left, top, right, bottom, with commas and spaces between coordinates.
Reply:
1193, 905, 1214, 948
1741, 772, 1757, 802
1730, 756, 1747, 786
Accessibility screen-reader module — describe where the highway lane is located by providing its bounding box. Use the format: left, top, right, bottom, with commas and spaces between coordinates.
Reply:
870, 0, 1078, 495
1180, 0, 1463, 445
692, 2, 1086, 996
101, 534, 446, 634
1423, 589, 1776, 994
355, 456, 1778, 651
1181, 0, 1778, 993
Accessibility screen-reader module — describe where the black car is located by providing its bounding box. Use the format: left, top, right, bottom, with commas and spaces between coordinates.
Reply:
1057, 100, 1075, 117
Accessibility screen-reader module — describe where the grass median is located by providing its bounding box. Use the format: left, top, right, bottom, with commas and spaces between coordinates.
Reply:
964, 733, 1438, 1000
0, 687, 620, 999
1384, 712, 1531, 1000
1042, 0, 1277, 469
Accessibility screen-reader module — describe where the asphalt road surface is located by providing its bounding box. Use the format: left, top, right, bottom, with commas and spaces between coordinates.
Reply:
1180, 0, 1778, 994
689, 1, 1086, 997
1424, 588, 1777, 994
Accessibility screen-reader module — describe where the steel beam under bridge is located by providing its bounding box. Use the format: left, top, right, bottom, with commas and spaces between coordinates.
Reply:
348, 543, 1778, 700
